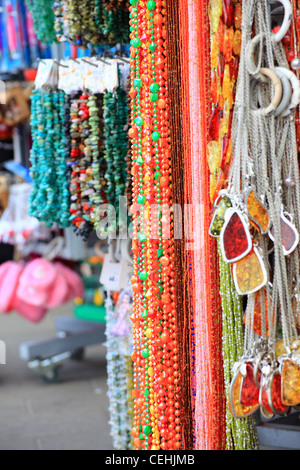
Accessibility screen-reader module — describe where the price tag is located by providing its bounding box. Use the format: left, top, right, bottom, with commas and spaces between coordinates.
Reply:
100, 254, 131, 292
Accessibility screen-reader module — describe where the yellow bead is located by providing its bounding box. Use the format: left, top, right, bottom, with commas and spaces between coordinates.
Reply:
148, 367, 154, 376
146, 328, 152, 339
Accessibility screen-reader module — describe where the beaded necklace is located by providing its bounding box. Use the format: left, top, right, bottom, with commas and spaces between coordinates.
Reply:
129, 0, 182, 451
29, 89, 71, 228
25, 0, 57, 44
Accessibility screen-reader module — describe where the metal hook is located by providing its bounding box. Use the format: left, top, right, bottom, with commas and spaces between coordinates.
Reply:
54, 60, 69, 68
81, 58, 98, 68
96, 56, 111, 66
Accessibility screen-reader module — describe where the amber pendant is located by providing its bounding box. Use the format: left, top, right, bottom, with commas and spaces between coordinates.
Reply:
220, 208, 252, 263
243, 289, 272, 336
281, 359, 300, 406
246, 189, 270, 234
240, 362, 260, 406
229, 369, 259, 418
209, 194, 232, 237
269, 213, 299, 256
232, 246, 267, 296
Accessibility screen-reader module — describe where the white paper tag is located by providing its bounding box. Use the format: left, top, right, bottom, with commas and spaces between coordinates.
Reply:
100, 254, 131, 292
35, 60, 58, 90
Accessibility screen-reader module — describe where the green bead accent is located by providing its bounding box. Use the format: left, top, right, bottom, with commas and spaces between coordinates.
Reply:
152, 131, 161, 141
142, 348, 150, 358
150, 83, 160, 92
149, 41, 157, 52
157, 248, 164, 257
131, 37, 141, 48
139, 271, 149, 281
147, 0, 156, 10
141, 309, 148, 319
137, 155, 144, 165
130, 0, 139, 5
144, 387, 150, 397
154, 170, 162, 181
158, 284, 163, 294
150, 93, 159, 102
134, 78, 142, 88
138, 233, 147, 243
143, 425, 152, 436
135, 116, 144, 127
138, 194, 146, 204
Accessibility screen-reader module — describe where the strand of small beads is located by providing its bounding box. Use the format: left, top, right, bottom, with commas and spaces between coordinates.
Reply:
103, 78, 129, 225
25, 0, 57, 44
29, 89, 71, 228
128, 0, 183, 451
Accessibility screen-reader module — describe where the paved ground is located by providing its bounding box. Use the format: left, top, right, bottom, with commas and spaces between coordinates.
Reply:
0, 303, 114, 450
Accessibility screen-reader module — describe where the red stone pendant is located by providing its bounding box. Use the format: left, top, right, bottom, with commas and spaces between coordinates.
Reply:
220, 208, 252, 263
240, 362, 260, 406
232, 246, 267, 296
269, 213, 299, 256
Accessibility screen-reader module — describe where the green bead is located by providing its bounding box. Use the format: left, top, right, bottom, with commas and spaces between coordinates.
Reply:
138, 194, 146, 204
144, 387, 150, 397
143, 425, 152, 436
134, 78, 142, 88
130, 0, 139, 5
157, 248, 164, 257
147, 0, 156, 10
141, 309, 148, 319
149, 42, 157, 52
142, 348, 150, 359
154, 170, 162, 181
135, 116, 144, 127
139, 271, 149, 281
150, 93, 159, 102
150, 82, 159, 92
152, 131, 160, 141
137, 155, 144, 165
138, 233, 147, 243
158, 284, 163, 294
131, 37, 141, 48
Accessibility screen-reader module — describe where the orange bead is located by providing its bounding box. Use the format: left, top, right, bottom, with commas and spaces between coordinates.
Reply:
157, 99, 166, 109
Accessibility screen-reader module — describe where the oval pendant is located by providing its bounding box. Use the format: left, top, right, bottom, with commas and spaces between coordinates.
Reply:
281, 359, 300, 406
209, 194, 232, 237
269, 213, 299, 256
220, 208, 252, 263
246, 189, 270, 234
229, 369, 259, 418
232, 246, 267, 296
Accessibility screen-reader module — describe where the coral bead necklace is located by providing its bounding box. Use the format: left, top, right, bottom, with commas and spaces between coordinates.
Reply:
129, 0, 182, 451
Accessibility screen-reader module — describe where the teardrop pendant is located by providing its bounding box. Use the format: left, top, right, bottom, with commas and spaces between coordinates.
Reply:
269, 213, 299, 256
209, 194, 232, 237
239, 362, 260, 406
229, 369, 259, 418
246, 189, 270, 234
232, 246, 267, 296
220, 208, 252, 262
